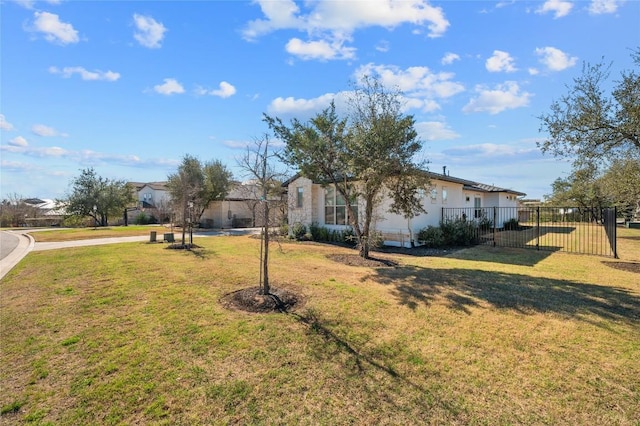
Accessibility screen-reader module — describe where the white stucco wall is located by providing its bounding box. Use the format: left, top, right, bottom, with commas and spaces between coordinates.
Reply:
287, 175, 524, 247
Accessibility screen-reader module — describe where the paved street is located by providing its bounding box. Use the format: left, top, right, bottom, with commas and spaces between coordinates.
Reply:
0, 232, 19, 260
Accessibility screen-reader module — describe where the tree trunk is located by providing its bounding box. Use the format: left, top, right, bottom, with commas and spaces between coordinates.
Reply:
261, 201, 270, 295
359, 195, 375, 259
181, 203, 187, 245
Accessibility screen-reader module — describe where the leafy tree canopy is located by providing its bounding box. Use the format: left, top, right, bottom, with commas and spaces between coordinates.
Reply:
545, 158, 640, 220
538, 48, 639, 168
167, 155, 233, 245
61, 168, 135, 226
266, 76, 429, 258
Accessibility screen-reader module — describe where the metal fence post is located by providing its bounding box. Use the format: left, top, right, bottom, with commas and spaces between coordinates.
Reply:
492, 207, 497, 247
536, 206, 540, 250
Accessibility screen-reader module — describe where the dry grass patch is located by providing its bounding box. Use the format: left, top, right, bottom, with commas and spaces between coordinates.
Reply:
1, 230, 639, 424
30, 225, 170, 242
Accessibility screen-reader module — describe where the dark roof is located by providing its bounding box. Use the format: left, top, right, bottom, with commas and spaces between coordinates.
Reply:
129, 181, 168, 191
284, 170, 526, 197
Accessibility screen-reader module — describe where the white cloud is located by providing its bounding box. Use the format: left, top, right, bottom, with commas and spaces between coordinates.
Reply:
0, 114, 15, 131
441, 52, 460, 65
442, 143, 539, 159
196, 81, 237, 98
0, 160, 39, 172
32, 124, 67, 137
462, 81, 532, 115
15, 0, 62, 9
243, 0, 448, 62
153, 78, 185, 95
354, 63, 465, 100
9, 136, 29, 147
1, 143, 179, 168
48, 66, 120, 81
133, 14, 167, 48
486, 50, 517, 73
589, 0, 620, 14
268, 92, 338, 116
536, 0, 574, 18
415, 121, 460, 141
211, 81, 236, 98
244, 0, 449, 39
535, 46, 578, 71
14, 0, 36, 9
528, 68, 540, 75
285, 37, 356, 61
222, 140, 251, 150
29, 11, 79, 45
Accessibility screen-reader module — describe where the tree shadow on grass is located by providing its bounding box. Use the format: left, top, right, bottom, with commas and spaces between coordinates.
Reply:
446, 246, 558, 267
362, 266, 640, 326
290, 309, 461, 417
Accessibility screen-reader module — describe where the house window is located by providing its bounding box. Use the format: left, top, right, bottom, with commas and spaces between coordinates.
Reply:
474, 197, 482, 218
325, 186, 357, 225
430, 187, 437, 204
442, 187, 448, 204
296, 187, 304, 208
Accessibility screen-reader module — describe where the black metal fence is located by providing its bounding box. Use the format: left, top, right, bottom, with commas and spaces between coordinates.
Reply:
442, 206, 617, 258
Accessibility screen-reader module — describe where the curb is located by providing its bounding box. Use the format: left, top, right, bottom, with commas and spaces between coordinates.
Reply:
0, 231, 35, 281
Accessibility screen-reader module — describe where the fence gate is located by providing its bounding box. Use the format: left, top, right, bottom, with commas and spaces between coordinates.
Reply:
442, 206, 618, 258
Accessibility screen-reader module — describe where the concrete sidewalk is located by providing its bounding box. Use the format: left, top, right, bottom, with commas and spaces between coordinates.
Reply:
0, 231, 35, 280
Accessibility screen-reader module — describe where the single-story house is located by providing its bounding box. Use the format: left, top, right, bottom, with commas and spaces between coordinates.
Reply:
23, 198, 65, 226
201, 181, 285, 228
284, 169, 526, 247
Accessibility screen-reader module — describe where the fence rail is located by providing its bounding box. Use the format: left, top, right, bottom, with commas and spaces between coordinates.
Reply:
442, 206, 617, 258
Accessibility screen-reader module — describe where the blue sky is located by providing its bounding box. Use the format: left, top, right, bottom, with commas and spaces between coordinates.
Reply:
1, 0, 638, 201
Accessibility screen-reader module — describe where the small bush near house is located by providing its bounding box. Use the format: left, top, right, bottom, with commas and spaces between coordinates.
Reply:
290, 222, 307, 240
133, 212, 157, 225
503, 218, 520, 231
478, 216, 493, 232
304, 223, 358, 247
419, 218, 480, 247
61, 215, 90, 228
417, 226, 445, 247
441, 218, 479, 246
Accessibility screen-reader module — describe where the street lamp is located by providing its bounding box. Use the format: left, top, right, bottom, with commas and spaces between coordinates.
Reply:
93, 205, 97, 229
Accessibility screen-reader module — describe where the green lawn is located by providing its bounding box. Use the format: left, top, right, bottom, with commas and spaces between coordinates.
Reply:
1, 229, 639, 424
28, 225, 172, 242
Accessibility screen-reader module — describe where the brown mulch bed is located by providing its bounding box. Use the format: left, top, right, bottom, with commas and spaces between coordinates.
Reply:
326, 254, 399, 267
602, 261, 640, 274
166, 243, 201, 250
220, 286, 304, 313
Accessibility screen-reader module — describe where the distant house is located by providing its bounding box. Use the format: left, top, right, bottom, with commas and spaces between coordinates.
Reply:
127, 182, 171, 224
284, 170, 525, 247
127, 180, 284, 228
23, 198, 65, 226
201, 181, 285, 228
129, 182, 170, 209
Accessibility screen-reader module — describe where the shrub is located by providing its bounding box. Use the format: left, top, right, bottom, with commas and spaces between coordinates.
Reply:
133, 212, 156, 225
61, 215, 88, 228
439, 218, 479, 246
478, 216, 493, 232
290, 222, 307, 240
504, 218, 520, 230
417, 226, 445, 247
